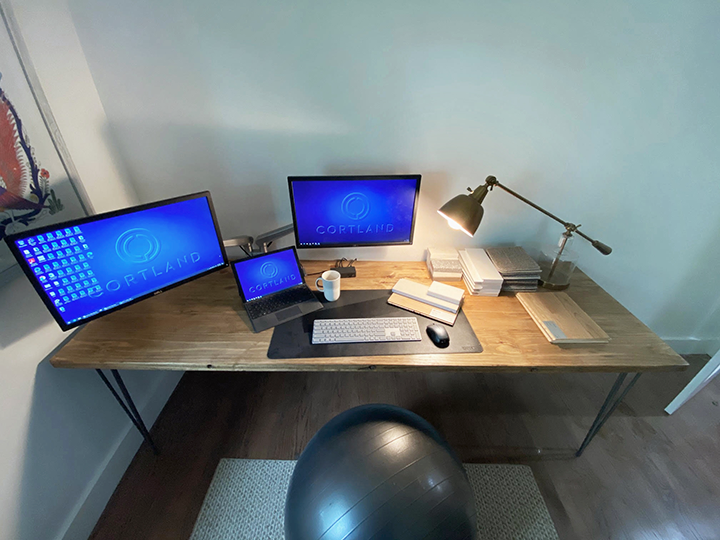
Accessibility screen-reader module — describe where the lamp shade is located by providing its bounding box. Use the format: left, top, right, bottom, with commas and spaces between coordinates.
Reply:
437, 195, 484, 237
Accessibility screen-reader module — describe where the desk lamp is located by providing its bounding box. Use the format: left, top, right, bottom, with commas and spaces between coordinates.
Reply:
438, 176, 611, 289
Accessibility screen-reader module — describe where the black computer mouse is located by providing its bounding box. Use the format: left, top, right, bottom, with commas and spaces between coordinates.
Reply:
426, 324, 450, 348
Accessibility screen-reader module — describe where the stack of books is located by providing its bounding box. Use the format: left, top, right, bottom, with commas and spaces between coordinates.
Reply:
458, 248, 503, 296
485, 246, 541, 292
426, 247, 463, 281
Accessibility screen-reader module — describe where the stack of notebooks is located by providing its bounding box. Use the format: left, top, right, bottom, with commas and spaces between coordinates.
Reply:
389, 278, 464, 325
426, 247, 463, 281
485, 246, 541, 292
458, 248, 503, 296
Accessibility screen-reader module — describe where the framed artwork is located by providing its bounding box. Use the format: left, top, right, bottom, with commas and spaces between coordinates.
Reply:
0, 3, 92, 282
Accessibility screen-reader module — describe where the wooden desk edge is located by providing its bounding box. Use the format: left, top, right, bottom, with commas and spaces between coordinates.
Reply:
50, 356, 688, 373
48, 262, 690, 374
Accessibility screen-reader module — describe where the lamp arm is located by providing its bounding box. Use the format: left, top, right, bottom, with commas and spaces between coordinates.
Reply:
489, 179, 570, 229
485, 177, 612, 255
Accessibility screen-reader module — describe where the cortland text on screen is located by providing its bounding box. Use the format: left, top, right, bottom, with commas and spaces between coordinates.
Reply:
315, 224, 394, 235
89, 252, 201, 296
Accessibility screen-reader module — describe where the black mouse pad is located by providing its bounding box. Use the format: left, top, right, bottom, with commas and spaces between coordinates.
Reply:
267, 290, 483, 359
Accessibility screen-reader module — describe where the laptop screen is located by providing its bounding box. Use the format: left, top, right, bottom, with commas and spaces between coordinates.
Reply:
232, 247, 304, 302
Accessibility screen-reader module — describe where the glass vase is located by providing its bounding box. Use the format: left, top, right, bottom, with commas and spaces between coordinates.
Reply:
538, 237, 579, 290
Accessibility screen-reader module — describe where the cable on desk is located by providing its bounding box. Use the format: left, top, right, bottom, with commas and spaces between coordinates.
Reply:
333, 257, 357, 277
304, 258, 357, 277
334, 257, 357, 269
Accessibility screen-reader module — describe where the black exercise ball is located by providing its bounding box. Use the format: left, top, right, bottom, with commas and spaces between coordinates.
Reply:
285, 404, 477, 540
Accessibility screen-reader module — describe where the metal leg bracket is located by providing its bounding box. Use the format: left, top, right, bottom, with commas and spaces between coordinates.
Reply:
96, 369, 159, 455
576, 372, 641, 457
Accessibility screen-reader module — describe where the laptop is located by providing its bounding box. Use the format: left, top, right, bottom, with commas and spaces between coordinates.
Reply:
231, 246, 323, 332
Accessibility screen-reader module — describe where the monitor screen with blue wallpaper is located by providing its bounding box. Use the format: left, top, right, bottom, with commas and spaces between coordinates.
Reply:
288, 175, 421, 248
5, 192, 227, 330
232, 247, 303, 302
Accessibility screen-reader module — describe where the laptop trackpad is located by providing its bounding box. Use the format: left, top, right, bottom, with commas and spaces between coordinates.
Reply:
276, 305, 302, 321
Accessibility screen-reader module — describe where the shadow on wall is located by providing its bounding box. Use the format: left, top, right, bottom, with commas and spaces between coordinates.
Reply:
15, 358, 157, 540
0, 274, 54, 347
694, 298, 720, 353
100, 120, 551, 261
101, 119, 406, 237
0, 170, 89, 344
650, 214, 720, 344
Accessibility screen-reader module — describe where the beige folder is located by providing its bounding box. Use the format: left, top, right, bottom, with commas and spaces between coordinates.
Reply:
388, 293, 458, 326
517, 292, 610, 344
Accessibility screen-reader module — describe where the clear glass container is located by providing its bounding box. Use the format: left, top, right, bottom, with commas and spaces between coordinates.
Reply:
538, 235, 579, 290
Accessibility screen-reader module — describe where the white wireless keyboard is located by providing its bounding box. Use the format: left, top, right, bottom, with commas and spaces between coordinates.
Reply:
312, 317, 422, 344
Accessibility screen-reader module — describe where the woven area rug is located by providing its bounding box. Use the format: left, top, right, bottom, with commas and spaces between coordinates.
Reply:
191, 459, 558, 539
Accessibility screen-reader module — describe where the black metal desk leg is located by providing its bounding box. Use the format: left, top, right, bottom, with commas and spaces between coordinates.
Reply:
96, 369, 159, 455
576, 373, 642, 457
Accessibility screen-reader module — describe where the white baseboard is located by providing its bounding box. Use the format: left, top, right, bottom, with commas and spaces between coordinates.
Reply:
663, 337, 720, 356
59, 372, 183, 540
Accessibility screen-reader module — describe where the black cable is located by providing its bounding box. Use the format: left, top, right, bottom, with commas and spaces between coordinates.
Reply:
334, 257, 357, 268
305, 257, 358, 278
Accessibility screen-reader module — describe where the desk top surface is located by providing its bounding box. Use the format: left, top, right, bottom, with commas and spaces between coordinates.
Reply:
50, 260, 687, 373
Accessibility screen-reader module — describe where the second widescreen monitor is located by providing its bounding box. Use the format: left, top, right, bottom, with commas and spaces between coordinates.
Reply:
288, 175, 421, 248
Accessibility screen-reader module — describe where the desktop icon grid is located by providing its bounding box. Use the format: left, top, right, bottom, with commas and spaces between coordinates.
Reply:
17, 225, 100, 315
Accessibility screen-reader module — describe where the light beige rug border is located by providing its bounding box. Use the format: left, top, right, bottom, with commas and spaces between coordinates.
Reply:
191, 458, 559, 540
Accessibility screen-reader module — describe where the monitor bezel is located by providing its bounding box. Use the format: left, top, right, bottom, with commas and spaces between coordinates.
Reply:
230, 245, 303, 304
4, 191, 229, 332
287, 175, 422, 249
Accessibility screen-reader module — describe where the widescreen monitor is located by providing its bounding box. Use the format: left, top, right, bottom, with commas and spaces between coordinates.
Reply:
5, 192, 228, 331
288, 175, 421, 248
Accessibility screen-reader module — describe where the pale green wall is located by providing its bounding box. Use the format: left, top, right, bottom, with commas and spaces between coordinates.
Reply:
68, 0, 719, 349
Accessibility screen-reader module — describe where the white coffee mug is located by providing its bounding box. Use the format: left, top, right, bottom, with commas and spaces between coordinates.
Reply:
315, 270, 341, 302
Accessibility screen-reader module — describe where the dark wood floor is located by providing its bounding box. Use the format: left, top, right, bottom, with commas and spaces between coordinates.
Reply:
90, 355, 720, 540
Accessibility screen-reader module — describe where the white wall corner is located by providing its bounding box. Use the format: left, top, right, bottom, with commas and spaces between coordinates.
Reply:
663, 337, 720, 357
58, 372, 182, 540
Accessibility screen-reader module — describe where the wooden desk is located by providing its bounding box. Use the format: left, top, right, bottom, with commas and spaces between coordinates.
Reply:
50, 261, 686, 456
52, 261, 686, 373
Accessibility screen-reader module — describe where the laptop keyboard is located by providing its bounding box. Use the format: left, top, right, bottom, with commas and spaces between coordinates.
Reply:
246, 287, 316, 319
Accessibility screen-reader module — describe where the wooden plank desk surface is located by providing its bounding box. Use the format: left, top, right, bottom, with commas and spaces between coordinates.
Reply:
50, 261, 687, 373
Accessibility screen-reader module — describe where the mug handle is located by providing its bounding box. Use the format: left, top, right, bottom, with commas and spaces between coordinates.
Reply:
315, 277, 324, 291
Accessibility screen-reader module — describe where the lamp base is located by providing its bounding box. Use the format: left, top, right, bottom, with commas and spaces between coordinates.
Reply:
537, 245, 579, 290
539, 279, 570, 291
